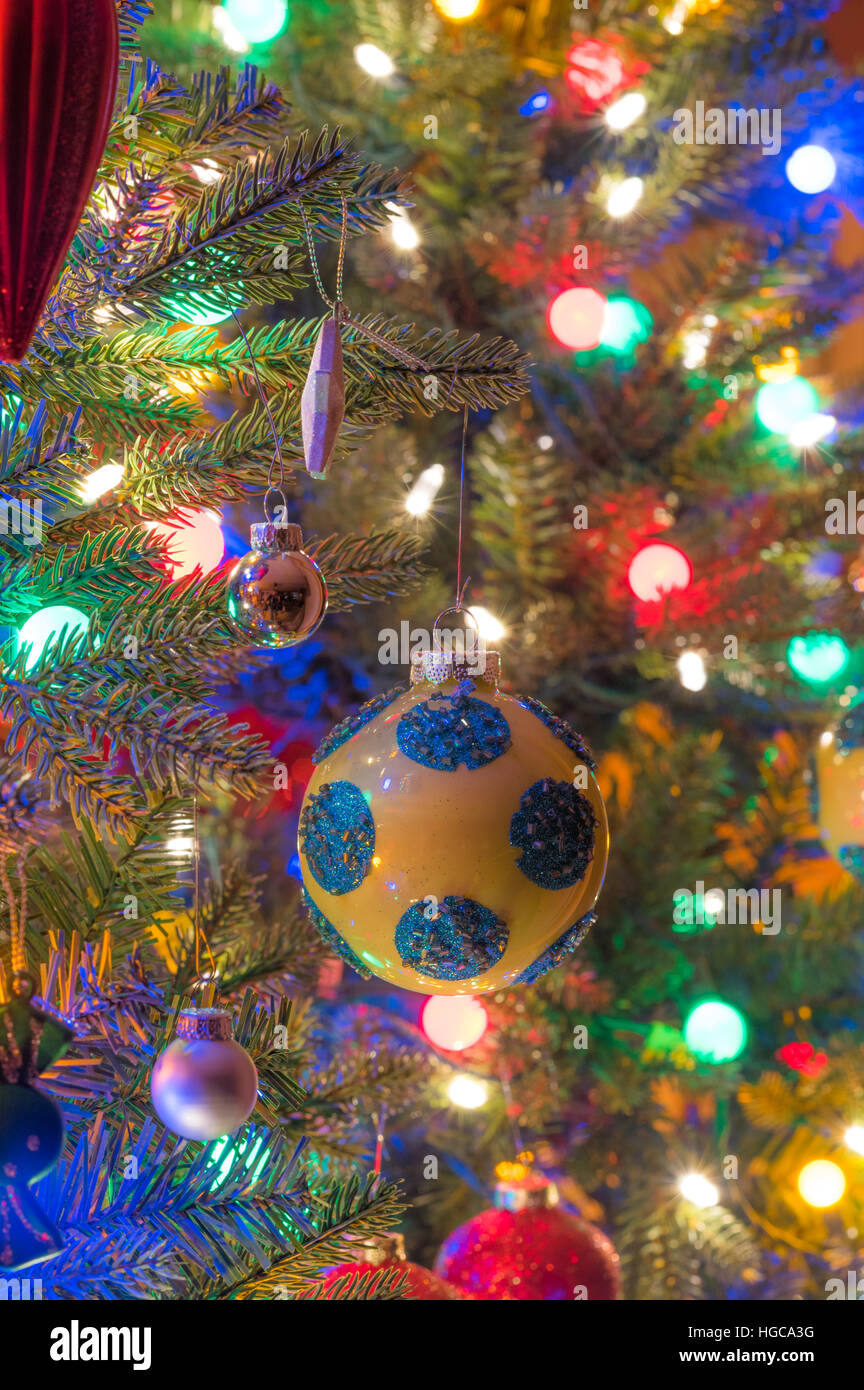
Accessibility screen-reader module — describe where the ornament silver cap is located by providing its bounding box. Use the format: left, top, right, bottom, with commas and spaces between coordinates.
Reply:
250, 521, 304, 553
410, 647, 501, 687
175, 1007, 233, 1042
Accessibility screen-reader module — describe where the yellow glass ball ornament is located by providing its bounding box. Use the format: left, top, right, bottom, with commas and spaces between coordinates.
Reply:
815, 707, 864, 882
298, 646, 608, 994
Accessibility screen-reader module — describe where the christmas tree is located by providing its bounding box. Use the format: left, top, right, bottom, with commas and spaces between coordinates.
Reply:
0, 1, 525, 1299
3, 0, 864, 1308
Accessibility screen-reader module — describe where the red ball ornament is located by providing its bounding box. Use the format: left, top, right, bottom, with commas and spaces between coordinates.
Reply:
547, 287, 606, 351
435, 1203, 620, 1301
311, 1234, 465, 1300
319, 1257, 465, 1301
0, 0, 119, 361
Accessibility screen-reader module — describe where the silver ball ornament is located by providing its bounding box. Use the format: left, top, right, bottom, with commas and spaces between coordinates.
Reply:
150, 1007, 258, 1141
227, 521, 327, 648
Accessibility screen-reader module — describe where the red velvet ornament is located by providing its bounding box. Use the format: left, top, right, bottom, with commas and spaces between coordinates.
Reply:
434, 1205, 620, 1301
317, 1258, 465, 1301
0, 0, 119, 361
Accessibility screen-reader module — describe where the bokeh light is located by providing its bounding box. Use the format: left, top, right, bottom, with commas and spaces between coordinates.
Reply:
683, 999, 747, 1063
627, 543, 692, 602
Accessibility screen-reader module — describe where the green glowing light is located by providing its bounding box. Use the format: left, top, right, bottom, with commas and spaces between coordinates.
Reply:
599, 295, 653, 356
684, 999, 747, 1063
208, 1132, 271, 1192
223, 0, 288, 44
755, 377, 818, 435
786, 631, 849, 686
16, 605, 91, 673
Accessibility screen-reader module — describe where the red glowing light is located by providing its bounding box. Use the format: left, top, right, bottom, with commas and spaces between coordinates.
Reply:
627, 543, 691, 602
150, 508, 224, 580
547, 287, 607, 350
422, 995, 488, 1052
563, 36, 647, 112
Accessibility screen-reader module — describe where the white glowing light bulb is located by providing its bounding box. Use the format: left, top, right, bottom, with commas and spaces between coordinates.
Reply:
844, 1125, 864, 1157
447, 1074, 488, 1109
467, 607, 506, 642
354, 42, 394, 77
80, 462, 125, 503
605, 92, 647, 131
212, 7, 250, 52
405, 463, 445, 516
386, 203, 420, 250
677, 650, 707, 692
607, 176, 644, 218
787, 413, 836, 448
679, 1173, 719, 1208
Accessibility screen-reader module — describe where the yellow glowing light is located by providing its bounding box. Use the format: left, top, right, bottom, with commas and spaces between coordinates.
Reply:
755, 347, 799, 384
435, 0, 480, 18
798, 1159, 846, 1208
447, 1074, 488, 1109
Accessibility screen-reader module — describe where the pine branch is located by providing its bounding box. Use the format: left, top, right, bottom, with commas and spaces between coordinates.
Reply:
310, 527, 428, 610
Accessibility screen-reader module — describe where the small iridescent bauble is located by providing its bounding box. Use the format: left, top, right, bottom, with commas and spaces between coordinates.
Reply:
150, 1008, 258, 1142
227, 521, 327, 648
298, 648, 608, 995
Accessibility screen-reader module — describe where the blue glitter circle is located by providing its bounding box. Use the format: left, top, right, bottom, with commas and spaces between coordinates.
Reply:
834, 701, 864, 757
302, 889, 372, 980
510, 778, 596, 890
299, 780, 375, 895
314, 686, 406, 764
838, 845, 864, 884
516, 694, 597, 771
396, 690, 511, 771
513, 911, 596, 985
394, 895, 508, 981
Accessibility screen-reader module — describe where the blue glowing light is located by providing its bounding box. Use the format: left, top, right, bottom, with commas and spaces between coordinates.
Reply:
519, 91, 551, 117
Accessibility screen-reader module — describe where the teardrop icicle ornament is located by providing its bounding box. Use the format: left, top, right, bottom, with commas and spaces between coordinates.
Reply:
301, 313, 345, 478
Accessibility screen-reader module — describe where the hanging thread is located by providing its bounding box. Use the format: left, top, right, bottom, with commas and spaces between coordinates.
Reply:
456, 404, 469, 610
190, 795, 216, 991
